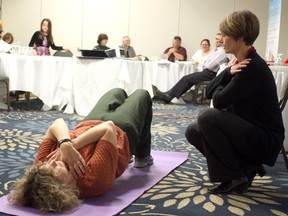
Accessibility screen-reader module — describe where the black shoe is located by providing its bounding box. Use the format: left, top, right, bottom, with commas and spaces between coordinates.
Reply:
208, 182, 230, 194
246, 165, 266, 187
208, 176, 248, 194
155, 90, 173, 103
152, 85, 158, 99
9, 92, 16, 97
162, 92, 173, 103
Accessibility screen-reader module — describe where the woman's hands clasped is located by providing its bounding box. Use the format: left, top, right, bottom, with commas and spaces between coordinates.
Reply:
229, 58, 251, 76
47, 142, 86, 179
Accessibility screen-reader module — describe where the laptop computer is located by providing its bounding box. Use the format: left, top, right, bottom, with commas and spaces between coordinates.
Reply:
78, 49, 109, 59
78, 48, 125, 59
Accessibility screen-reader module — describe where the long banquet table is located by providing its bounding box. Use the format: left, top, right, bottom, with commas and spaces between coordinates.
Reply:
0, 54, 156, 116
1, 53, 287, 150
0, 54, 197, 116
270, 65, 288, 150
0, 53, 75, 113
143, 60, 196, 92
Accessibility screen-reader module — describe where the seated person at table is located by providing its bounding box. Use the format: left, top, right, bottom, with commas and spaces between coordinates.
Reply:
164, 36, 187, 62
29, 18, 68, 56
119, 35, 138, 59
8, 88, 153, 213
93, 33, 110, 51
185, 10, 284, 194
192, 39, 211, 71
0, 29, 12, 53
0, 22, 9, 52
156, 33, 227, 103
0, 20, 3, 39
3, 32, 14, 44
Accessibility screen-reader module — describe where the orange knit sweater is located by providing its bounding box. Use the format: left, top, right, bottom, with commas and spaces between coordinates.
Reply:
34, 120, 130, 198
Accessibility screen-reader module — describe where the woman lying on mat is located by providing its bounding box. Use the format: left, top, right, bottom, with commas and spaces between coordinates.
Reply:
8, 88, 153, 213
185, 10, 284, 194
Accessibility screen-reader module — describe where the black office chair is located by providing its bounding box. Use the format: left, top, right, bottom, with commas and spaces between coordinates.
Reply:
53, 50, 73, 57
192, 81, 211, 103
0, 76, 11, 111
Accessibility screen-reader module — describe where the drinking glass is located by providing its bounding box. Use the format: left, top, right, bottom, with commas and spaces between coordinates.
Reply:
275, 54, 283, 65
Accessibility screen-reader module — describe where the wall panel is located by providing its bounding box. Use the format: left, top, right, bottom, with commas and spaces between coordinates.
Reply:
1, 0, 272, 58
2, 0, 41, 46
42, 0, 83, 54
129, 0, 180, 58
278, 0, 288, 59
82, 0, 130, 51
179, 0, 234, 60
234, 0, 269, 58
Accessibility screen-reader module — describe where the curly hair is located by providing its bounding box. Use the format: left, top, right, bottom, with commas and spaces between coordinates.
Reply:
8, 162, 81, 213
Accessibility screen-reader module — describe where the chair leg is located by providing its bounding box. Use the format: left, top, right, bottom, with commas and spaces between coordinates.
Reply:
281, 145, 288, 171
200, 84, 205, 103
0, 80, 10, 111
193, 85, 200, 103
15, 91, 20, 101
25, 92, 30, 110
5, 80, 10, 111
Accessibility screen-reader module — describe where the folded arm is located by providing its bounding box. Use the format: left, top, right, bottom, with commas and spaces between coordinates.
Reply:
45, 118, 117, 178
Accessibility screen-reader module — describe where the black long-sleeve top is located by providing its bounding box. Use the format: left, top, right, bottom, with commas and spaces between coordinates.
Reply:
28, 31, 63, 50
206, 50, 285, 166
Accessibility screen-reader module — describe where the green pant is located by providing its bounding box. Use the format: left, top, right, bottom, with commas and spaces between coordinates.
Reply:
84, 88, 152, 158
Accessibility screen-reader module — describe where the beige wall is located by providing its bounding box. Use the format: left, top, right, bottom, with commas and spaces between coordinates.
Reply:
279, 0, 288, 59
1, 0, 272, 59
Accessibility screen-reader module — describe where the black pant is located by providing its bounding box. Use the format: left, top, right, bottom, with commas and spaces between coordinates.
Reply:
170, 69, 216, 98
185, 108, 275, 182
84, 88, 152, 158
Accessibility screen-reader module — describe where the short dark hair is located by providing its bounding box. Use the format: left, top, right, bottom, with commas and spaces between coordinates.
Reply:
174, 36, 181, 41
200, 39, 210, 46
3, 32, 14, 44
97, 33, 108, 45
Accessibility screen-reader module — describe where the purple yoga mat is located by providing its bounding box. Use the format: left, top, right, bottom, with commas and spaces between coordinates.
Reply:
0, 150, 188, 216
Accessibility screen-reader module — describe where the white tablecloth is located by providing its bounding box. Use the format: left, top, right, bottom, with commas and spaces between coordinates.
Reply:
144, 61, 196, 92
73, 58, 153, 116
270, 65, 288, 150
0, 53, 74, 112
0, 54, 154, 116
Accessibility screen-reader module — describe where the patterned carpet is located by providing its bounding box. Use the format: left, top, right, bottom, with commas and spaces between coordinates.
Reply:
0, 99, 288, 216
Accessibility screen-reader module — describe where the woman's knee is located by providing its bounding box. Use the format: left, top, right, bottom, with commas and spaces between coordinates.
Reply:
133, 89, 152, 105
198, 108, 222, 128
185, 122, 199, 144
185, 122, 205, 155
110, 88, 127, 97
135, 89, 150, 98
